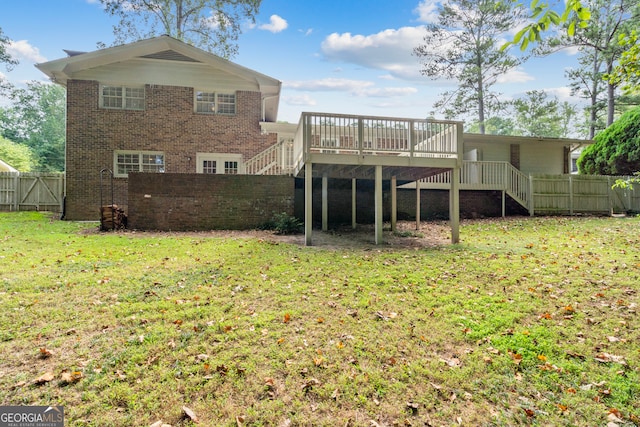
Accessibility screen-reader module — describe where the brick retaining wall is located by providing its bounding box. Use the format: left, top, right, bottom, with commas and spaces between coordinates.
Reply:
128, 173, 294, 230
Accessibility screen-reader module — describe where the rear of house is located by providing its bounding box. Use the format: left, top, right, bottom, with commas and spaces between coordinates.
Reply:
37, 35, 281, 220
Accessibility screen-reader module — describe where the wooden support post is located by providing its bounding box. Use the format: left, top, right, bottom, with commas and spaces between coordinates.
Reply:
322, 173, 328, 231
529, 174, 535, 216
352, 178, 357, 230
305, 163, 313, 246
391, 176, 397, 232
502, 190, 506, 217
375, 165, 383, 245
415, 179, 421, 230
569, 175, 574, 216
450, 167, 460, 244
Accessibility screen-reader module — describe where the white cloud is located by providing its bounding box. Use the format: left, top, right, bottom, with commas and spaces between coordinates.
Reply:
8, 40, 46, 63
413, 0, 441, 24
496, 68, 535, 84
299, 28, 313, 36
285, 78, 417, 98
320, 26, 427, 81
259, 15, 288, 33
286, 78, 374, 93
283, 93, 317, 107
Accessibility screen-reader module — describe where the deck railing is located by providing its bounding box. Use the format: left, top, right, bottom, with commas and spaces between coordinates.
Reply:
291, 112, 461, 173
245, 137, 295, 175
420, 161, 531, 210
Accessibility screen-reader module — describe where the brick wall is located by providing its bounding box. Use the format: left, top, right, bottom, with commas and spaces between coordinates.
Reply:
65, 80, 276, 220
127, 173, 294, 230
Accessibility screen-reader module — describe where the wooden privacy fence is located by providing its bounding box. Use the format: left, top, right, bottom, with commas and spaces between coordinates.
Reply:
418, 162, 640, 216
532, 174, 639, 215
0, 172, 65, 212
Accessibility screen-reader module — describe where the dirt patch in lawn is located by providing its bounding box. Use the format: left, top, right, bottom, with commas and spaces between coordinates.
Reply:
91, 220, 453, 249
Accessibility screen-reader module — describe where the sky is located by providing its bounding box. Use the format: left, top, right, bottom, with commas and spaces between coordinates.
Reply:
0, 0, 581, 124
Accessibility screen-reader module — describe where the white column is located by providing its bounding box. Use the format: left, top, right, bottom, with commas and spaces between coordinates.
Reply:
375, 165, 383, 244
415, 179, 421, 230
352, 178, 357, 229
450, 166, 460, 244
322, 173, 328, 231
305, 163, 313, 246
391, 176, 397, 232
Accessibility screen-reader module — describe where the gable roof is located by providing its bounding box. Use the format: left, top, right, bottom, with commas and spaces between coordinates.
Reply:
36, 35, 282, 122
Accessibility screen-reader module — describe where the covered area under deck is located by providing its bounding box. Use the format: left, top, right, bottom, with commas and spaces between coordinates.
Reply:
291, 113, 464, 246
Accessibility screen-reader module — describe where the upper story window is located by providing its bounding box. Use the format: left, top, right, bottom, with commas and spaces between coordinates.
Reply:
101, 85, 145, 110
195, 91, 236, 115
114, 151, 165, 178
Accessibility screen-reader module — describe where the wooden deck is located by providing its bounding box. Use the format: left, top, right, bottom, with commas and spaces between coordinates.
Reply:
290, 113, 464, 246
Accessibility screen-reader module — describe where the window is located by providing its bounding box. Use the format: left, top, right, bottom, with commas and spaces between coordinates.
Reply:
114, 151, 164, 177
101, 85, 145, 110
196, 153, 243, 174
195, 91, 236, 115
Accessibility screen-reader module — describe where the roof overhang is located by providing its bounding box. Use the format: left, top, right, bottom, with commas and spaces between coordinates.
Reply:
36, 35, 282, 121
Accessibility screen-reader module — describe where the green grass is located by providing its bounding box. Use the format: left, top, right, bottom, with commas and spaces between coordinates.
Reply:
0, 212, 639, 426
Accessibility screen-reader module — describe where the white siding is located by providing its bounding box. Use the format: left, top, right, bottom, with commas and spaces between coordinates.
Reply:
520, 143, 564, 175
73, 58, 260, 92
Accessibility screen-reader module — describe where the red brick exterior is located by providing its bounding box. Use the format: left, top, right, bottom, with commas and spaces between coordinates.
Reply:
127, 173, 294, 230
65, 80, 276, 220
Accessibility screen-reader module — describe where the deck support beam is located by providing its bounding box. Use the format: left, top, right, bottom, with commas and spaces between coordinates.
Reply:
352, 178, 357, 229
322, 173, 328, 231
416, 179, 421, 230
391, 176, 397, 231
450, 166, 460, 244
305, 163, 313, 246
375, 165, 383, 244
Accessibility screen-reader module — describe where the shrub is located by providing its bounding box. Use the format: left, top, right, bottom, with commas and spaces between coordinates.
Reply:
262, 212, 302, 235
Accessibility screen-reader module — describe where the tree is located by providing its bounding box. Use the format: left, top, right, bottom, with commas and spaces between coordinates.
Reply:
0, 82, 66, 172
99, 0, 261, 58
466, 117, 516, 135
414, 0, 528, 134
507, 0, 591, 50
608, 30, 640, 93
0, 136, 35, 171
0, 27, 18, 95
562, 0, 638, 130
577, 105, 640, 175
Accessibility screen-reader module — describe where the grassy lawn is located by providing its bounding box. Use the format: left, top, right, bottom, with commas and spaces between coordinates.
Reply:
0, 212, 638, 426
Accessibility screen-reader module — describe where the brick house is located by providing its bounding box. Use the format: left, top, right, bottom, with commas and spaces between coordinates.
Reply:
37, 35, 282, 220
37, 36, 599, 240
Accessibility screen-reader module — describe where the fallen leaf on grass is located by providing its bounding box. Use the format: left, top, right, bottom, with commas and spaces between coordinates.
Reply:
302, 378, 320, 393
39, 347, 53, 358
595, 353, 627, 365
60, 370, 83, 384
34, 371, 55, 385
440, 357, 461, 368
182, 406, 198, 423
283, 313, 291, 323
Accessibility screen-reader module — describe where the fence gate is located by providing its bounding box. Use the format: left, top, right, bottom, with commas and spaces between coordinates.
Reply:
0, 172, 64, 212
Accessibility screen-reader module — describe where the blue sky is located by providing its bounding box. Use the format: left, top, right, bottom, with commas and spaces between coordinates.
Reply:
1, 0, 580, 123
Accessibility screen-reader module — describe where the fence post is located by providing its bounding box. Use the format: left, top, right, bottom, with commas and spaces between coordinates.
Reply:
569, 175, 573, 216
529, 175, 534, 216
13, 173, 19, 211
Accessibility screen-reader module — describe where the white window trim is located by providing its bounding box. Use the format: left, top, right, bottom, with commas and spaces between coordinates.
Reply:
196, 153, 244, 174
194, 90, 236, 115
114, 150, 165, 178
99, 84, 145, 110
